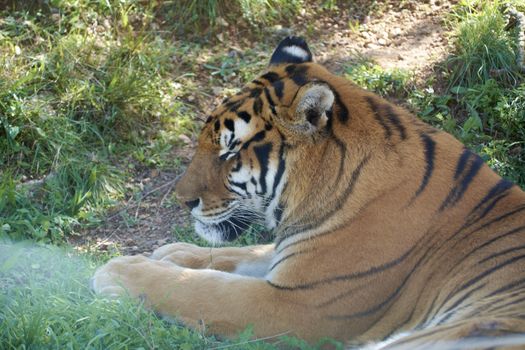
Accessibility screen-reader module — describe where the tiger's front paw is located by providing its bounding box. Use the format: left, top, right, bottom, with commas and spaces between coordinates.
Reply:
150, 242, 210, 269
91, 255, 151, 298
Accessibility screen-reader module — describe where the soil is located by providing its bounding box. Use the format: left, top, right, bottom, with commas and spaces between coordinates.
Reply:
71, 0, 455, 256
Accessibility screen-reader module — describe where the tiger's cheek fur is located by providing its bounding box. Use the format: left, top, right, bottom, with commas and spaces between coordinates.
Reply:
222, 129, 288, 230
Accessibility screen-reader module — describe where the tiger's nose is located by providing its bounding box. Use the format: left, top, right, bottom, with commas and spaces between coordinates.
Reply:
185, 199, 200, 210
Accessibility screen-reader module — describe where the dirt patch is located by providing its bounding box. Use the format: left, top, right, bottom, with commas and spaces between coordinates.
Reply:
315, 0, 454, 79
69, 147, 194, 256
72, 0, 455, 255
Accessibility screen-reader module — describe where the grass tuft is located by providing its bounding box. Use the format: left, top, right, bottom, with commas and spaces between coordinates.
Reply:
446, 0, 522, 87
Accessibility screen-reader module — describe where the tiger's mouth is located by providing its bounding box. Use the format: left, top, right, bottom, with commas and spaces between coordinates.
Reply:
193, 210, 257, 244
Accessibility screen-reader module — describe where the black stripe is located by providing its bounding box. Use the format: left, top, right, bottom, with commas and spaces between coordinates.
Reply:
263, 87, 277, 115
237, 111, 251, 123
430, 252, 525, 325
269, 240, 417, 291
332, 134, 347, 187
450, 253, 525, 303
464, 289, 524, 317
229, 180, 247, 192
272, 80, 284, 100
317, 283, 369, 308
366, 96, 392, 139
274, 204, 284, 225
454, 148, 471, 180
231, 158, 242, 172
478, 244, 525, 265
487, 277, 525, 298
227, 185, 246, 198
249, 88, 262, 98
440, 150, 484, 211
268, 250, 312, 272
473, 225, 525, 254
270, 136, 286, 201
220, 151, 234, 161
251, 79, 265, 86
436, 283, 486, 325
260, 72, 280, 83
385, 105, 407, 140
224, 118, 235, 132
228, 139, 241, 151
253, 97, 262, 115
414, 133, 435, 197
225, 99, 244, 112
254, 143, 272, 195
473, 179, 514, 213
227, 132, 236, 148
332, 88, 349, 124
485, 294, 525, 313
327, 263, 416, 320
391, 324, 461, 347
241, 130, 265, 150
446, 205, 525, 250
465, 179, 514, 227
285, 64, 309, 86
326, 231, 441, 321
472, 205, 525, 233
452, 225, 525, 270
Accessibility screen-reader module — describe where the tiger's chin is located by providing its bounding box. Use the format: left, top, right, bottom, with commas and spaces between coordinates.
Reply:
194, 216, 252, 245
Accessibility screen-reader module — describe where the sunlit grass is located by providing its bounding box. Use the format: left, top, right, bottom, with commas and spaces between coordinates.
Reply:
0, 241, 331, 349
0, 2, 195, 242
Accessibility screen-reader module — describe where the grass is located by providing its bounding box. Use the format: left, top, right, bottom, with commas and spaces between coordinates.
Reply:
345, 0, 525, 188
0, 1, 197, 242
151, 0, 303, 37
0, 241, 339, 349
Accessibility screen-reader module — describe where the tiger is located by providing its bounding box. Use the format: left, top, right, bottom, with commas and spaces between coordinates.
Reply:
92, 37, 525, 349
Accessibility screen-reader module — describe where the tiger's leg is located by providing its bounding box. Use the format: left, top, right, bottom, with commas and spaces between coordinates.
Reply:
91, 255, 331, 341
149, 243, 274, 277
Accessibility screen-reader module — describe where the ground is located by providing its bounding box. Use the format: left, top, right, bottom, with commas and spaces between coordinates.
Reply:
70, 0, 454, 255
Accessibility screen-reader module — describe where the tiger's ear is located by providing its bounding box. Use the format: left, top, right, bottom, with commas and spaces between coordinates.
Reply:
269, 36, 313, 65
281, 82, 334, 135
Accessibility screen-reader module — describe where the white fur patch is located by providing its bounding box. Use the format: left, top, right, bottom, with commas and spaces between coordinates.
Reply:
234, 118, 253, 140
282, 45, 310, 60
194, 221, 225, 245
358, 332, 412, 350
233, 260, 271, 278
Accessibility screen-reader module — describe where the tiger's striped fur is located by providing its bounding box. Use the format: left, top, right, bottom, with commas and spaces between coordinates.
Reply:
92, 37, 525, 349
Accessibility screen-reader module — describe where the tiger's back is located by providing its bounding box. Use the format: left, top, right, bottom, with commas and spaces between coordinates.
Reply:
260, 57, 525, 346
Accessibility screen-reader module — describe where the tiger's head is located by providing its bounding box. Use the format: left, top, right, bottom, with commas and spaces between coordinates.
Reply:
175, 37, 367, 244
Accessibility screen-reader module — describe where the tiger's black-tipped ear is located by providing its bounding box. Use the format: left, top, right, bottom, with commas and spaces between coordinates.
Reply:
269, 36, 313, 66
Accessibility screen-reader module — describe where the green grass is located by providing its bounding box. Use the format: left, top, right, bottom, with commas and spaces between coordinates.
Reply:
0, 241, 339, 349
0, 2, 197, 242
345, 0, 525, 188
151, 0, 303, 36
